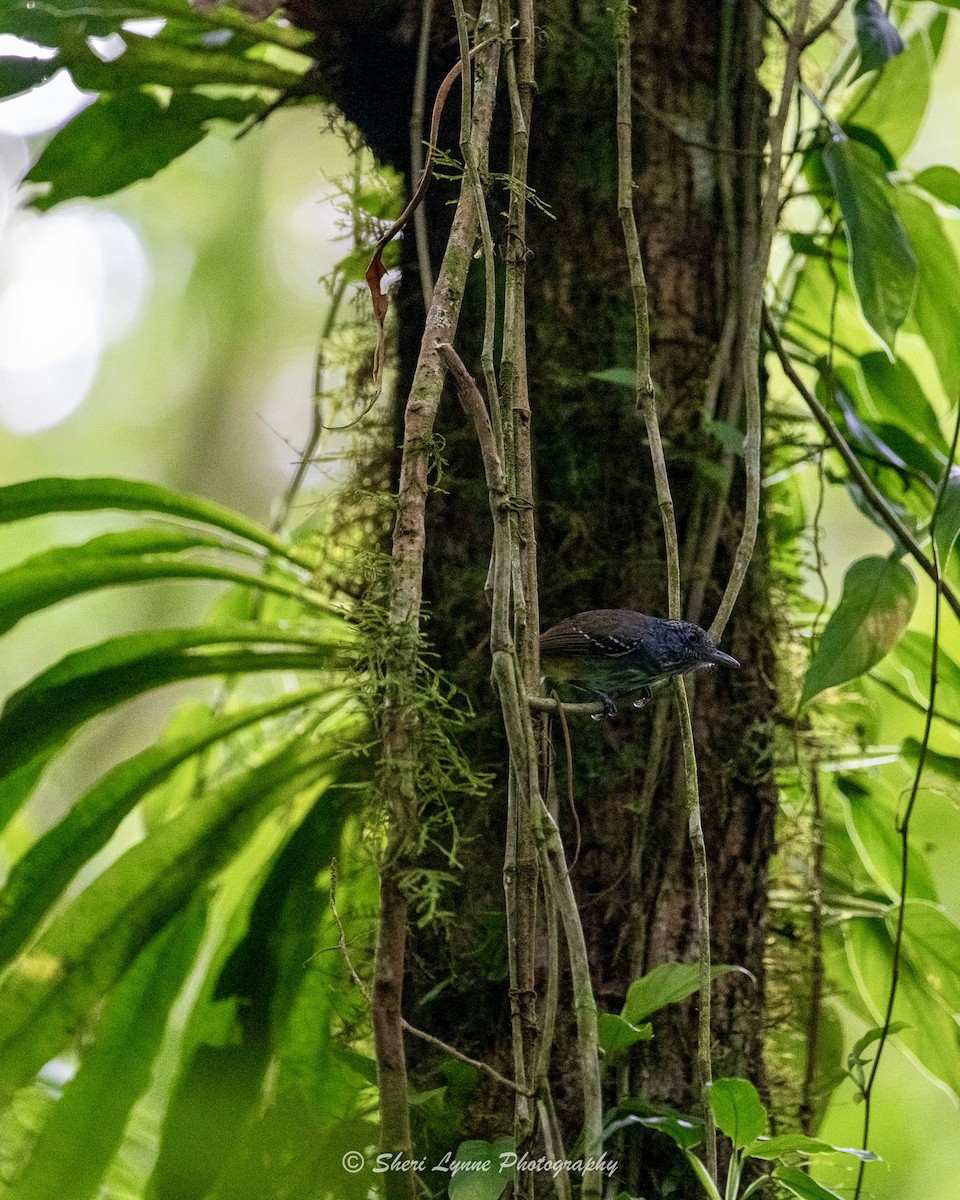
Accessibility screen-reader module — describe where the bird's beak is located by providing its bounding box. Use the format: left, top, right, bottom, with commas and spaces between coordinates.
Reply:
708, 647, 740, 668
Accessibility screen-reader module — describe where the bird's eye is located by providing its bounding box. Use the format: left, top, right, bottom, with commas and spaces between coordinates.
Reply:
685, 629, 700, 645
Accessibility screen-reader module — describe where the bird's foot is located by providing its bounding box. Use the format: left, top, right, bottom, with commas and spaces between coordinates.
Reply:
590, 692, 618, 720
632, 686, 653, 709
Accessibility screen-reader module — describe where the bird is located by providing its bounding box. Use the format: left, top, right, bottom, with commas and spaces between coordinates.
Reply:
539, 609, 740, 716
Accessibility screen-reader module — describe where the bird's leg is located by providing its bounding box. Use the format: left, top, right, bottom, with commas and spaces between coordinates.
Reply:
565, 681, 618, 718
631, 686, 653, 710
588, 691, 618, 720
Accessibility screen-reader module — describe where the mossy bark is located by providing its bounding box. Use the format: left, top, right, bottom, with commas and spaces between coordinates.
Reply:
286, 0, 778, 1190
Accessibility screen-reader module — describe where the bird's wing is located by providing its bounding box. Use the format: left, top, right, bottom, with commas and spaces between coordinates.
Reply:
539, 612, 655, 660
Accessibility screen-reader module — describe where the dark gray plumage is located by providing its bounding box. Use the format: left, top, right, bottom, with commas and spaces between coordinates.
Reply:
539, 609, 739, 714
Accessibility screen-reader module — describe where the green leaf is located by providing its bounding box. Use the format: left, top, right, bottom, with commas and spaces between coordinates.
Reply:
0, 624, 342, 829
904, 740, 960, 781
853, 0, 904, 79
897, 901, 960, 1013
834, 773, 936, 902
622, 963, 749, 1024
64, 30, 305, 92
26, 90, 265, 210
742, 1134, 878, 1161
0, 55, 61, 99
883, 631, 960, 717
683, 1151, 722, 1200
774, 1165, 849, 1200
800, 556, 917, 707
914, 165, 960, 210
0, 688, 333, 971
934, 471, 960, 568
844, 915, 960, 1099
707, 1077, 768, 1149
597, 1013, 653, 1059
841, 25, 932, 159
448, 1138, 514, 1200
0, 528, 327, 638
848, 1022, 910, 1067
0, 476, 312, 567
6, 903, 206, 1200
895, 189, 960, 398
619, 1113, 704, 1152
0, 736, 330, 1100
858, 352, 947, 454
822, 138, 917, 354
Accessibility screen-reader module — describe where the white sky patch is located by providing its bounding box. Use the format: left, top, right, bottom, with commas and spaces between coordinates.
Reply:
0, 208, 152, 434
0, 36, 93, 137
0, 69, 93, 137
121, 19, 167, 37
86, 34, 127, 63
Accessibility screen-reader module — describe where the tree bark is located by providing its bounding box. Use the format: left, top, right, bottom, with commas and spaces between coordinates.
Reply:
285, 0, 778, 1189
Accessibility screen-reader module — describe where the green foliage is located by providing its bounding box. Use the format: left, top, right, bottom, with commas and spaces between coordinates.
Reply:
821, 138, 917, 354
633, 1077, 877, 1200
0, 473, 371, 1198
7, 0, 316, 204
352, 553, 491, 917
799, 556, 917, 707
5, 0, 960, 1195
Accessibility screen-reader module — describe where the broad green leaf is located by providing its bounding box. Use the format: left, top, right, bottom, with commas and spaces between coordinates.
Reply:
853, 0, 904, 79
64, 31, 306, 93
841, 25, 932, 159
0, 529, 328, 638
834, 774, 936, 903
800, 556, 917, 707
914, 165, 960, 210
597, 1013, 652, 1059
822, 138, 917, 354
683, 1151, 722, 1200
742, 1133, 877, 1161
616, 1113, 704, 1152
883, 631, 960, 711
7, 903, 206, 1200
904, 740, 960, 780
0, 688, 333, 970
0, 56, 61, 99
933, 471, 960, 568
829, 378, 942, 486
858, 353, 947, 454
0, 624, 343, 829
774, 1165, 848, 1200
707, 1077, 768, 1149
26, 90, 265, 209
898, 901, 960, 1013
848, 1022, 910, 1067
844, 916, 960, 1099
621, 962, 747, 1024
895, 190, 960, 398
785, 254, 876, 360
448, 1138, 514, 1200
0, 476, 312, 568
0, 736, 330, 1100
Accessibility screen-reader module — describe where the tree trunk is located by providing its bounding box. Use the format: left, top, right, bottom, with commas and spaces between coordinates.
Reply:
286, 0, 778, 1188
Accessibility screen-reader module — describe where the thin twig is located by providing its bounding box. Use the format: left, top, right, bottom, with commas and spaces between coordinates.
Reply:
613, 0, 716, 1177
401, 1019, 527, 1093
330, 857, 371, 999
410, 0, 436, 309
853, 395, 960, 1199
710, 0, 813, 643
802, 0, 849, 49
